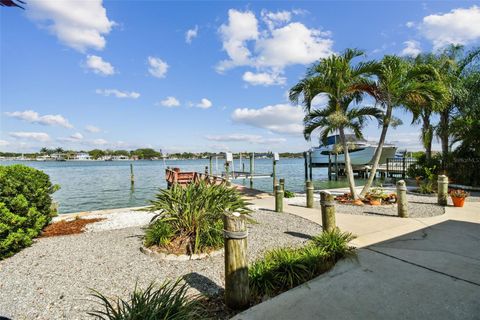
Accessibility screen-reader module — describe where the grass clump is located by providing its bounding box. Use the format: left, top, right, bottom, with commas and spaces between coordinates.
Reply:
283, 190, 295, 198
89, 279, 208, 320
144, 181, 251, 254
249, 229, 355, 299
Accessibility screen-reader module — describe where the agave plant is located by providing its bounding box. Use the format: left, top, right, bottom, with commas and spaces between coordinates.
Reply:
144, 181, 251, 254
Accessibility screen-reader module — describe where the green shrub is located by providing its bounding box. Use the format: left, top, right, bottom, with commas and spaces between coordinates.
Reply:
249, 229, 355, 299
89, 279, 208, 320
0, 165, 59, 259
283, 190, 295, 198
144, 181, 251, 254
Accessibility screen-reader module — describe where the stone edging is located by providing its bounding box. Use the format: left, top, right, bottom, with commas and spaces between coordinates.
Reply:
140, 246, 223, 261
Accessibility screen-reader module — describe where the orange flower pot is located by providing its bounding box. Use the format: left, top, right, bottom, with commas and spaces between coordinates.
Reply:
352, 199, 364, 206
369, 199, 381, 206
451, 196, 466, 207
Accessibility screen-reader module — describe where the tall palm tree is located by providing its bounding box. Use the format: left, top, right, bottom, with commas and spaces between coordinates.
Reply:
359, 55, 447, 197
427, 45, 480, 167
290, 48, 380, 200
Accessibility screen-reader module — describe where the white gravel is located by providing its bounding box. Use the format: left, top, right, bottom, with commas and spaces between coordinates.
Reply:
84, 211, 157, 232
0, 209, 322, 320
286, 192, 449, 218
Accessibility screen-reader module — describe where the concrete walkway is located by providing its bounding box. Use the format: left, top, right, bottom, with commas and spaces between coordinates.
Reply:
233, 197, 480, 319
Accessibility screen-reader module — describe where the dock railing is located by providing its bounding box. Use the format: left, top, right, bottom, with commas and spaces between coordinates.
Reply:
386, 158, 417, 179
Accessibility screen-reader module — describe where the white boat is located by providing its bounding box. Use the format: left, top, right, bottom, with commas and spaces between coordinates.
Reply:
310, 134, 397, 167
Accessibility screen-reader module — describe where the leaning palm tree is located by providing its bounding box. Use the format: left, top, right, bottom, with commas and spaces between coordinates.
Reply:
290, 48, 380, 200
359, 55, 448, 197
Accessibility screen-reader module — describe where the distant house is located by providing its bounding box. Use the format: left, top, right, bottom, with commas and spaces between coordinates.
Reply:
112, 155, 129, 160
74, 153, 91, 160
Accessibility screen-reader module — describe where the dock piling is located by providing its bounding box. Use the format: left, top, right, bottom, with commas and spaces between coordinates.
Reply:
275, 185, 284, 213
396, 180, 408, 217
437, 175, 449, 206
130, 163, 134, 185
249, 153, 254, 188
223, 212, 249, 309
320, 191, 336, 232
306, 180, 314, 208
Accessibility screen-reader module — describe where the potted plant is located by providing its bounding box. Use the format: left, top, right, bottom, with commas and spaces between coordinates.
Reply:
449, 189, 469, 207
366, 187, 386, 206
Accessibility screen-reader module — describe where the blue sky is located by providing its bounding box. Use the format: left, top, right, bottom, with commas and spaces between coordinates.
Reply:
1, 1, 480, 153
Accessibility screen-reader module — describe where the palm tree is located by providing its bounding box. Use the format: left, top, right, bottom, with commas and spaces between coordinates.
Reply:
359, 55, 447, 197
290, 48, 380, 200
427, 45, 480, 167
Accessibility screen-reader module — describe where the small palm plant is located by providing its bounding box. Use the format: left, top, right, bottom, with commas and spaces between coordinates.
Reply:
144, 181, 251, 254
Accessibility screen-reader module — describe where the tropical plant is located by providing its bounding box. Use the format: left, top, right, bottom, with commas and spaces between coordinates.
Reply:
88, 279, 208, 320
0, 165, 59, 259
283, 190, 295, 198
448, 189, 470, 198
144, 181, 251, 254
249, 229, 355, 299
290, 48, 382, 200
359, 55, 447, 197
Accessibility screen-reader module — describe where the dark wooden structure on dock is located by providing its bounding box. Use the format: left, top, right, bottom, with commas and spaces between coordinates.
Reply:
165, 168, 226, 188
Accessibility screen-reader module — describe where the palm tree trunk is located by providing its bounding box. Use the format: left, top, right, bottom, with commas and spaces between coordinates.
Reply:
360, 106, 392, 197
338, 127, 359, 200
422, 111, 433, 162
439, 109, 450, 169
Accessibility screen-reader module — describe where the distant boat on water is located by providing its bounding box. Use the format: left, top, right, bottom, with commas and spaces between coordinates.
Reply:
310, 134, 397, 167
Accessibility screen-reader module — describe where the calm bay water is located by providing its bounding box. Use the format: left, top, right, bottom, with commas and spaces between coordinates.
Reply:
1, 159, 358, 214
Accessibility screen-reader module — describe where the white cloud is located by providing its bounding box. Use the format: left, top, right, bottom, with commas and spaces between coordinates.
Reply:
0, 140, 10, 147
148, 56, 169, 78
400, 40, 422, 57
96, 89, 140, 99
85, 125, 101, 133
86, 55, 115, 76
217, 9, 259, 72
205, 134, 286, 144
405, 21, 415, 28
9, 132, 51, 142
261, 10, 292, 30
92, 138, 108, 146
185, 25, 198, 43
27, 0, 115, 52
159, 96, 180, 107
57, 132, 84, 142
242, 71, 286, 86
217, 9, 334, 85
5, 110, 73, 128
419, 6, 480, 49
231, 104, 304, 134
196, 98, 213, 109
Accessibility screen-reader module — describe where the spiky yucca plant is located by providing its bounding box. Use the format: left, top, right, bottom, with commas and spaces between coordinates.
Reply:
144, 181, 251, 254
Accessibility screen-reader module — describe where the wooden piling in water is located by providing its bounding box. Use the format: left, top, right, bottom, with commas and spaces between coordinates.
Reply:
130, 163, 134, 185
225, 162, 231, 186
437, 175, 448, 206
320, 191, 336, 232
396, 180, 408, 218
306, 180, 314, 208
303, 152, 308, 182
209, 156, 213, 175
272, 158, 278, 190
250, 154, 254, 186
223, 212, 249, 310
308, 151, 313, 181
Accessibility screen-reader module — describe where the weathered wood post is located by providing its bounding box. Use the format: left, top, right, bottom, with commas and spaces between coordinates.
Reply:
209, 156, 213, 175
306, 180, 314, 208
279, 178, 285, 192
437, 175, 449, 206
328, 154, 332, 181
303, 151, 308, 182
130, 163, 135, 185
225, 162, 231, 186
396, 180, 408, 218
275, 185, 284, 213
249, 153, 254, 189
223, 212, 249, 310
308, 151, 313, 180
272, 158, 278, 191
320, 191, 336, 232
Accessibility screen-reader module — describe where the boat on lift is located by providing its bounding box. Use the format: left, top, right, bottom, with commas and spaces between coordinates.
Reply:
310, 134, 397, 167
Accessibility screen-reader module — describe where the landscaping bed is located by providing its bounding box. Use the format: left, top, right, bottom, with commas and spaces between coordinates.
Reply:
0, 209, 322, 319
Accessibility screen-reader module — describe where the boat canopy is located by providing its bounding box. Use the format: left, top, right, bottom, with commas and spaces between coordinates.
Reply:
322, 134, 365, 146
